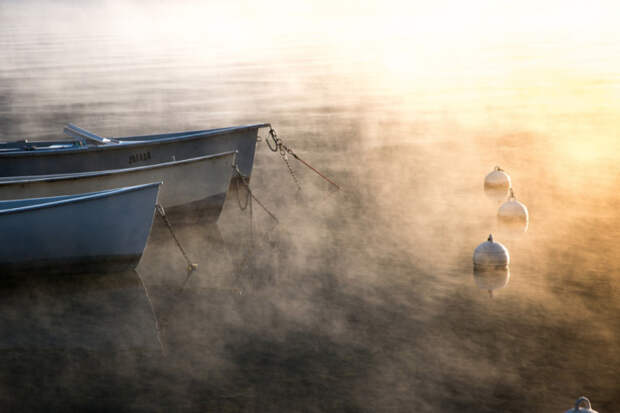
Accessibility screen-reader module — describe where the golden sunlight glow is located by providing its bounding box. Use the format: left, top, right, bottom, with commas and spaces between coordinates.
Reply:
9, 0, 619, 165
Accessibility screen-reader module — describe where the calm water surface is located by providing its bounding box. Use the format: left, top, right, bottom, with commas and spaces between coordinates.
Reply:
1, 2, 620, 412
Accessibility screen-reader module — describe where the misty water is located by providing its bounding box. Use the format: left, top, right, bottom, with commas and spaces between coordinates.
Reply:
2, 2, 620, 412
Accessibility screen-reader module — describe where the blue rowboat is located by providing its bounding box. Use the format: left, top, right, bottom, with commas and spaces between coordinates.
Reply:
0, 151, 236, 222
0, 123, 269, 179
0, 182, 161, 275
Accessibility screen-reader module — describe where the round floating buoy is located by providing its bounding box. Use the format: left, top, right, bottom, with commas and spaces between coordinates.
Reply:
484, 166, 511, 200
473, 234, 510, 298
498, 188, 529, 232
565, 397, 598, 413
473, 234, 509, 268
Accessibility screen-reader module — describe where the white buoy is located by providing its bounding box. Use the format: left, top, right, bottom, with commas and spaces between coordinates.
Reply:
565, 397, 598, 413
473, 234, 509, 268
484, 166, 511, 200
473, 234, 510, 298
498, 188, 529, 232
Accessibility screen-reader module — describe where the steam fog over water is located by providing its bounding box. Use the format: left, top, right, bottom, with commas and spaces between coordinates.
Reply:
1, 1, 620, 411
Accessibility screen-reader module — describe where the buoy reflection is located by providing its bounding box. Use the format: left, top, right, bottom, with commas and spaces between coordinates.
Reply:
473, 265, 510, 298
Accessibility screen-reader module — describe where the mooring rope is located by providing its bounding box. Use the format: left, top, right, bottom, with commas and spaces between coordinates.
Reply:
279, 146, 302, 192
235, 175, 251, 211
152, 205, 201, 327
233, 166, 279, 224
133, 268, 168, 356
248, 184, 254, 244
156, 204, 198, 275
266, 127, 342, 191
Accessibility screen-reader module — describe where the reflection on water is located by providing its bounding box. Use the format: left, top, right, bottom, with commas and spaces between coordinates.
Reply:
473, 267, 510, 298
2, 1, 620, 411
0, 270, 161, 353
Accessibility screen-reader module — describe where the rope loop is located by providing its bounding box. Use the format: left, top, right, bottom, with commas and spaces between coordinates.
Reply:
235, 173, 251, 210
266, 127, 280, 152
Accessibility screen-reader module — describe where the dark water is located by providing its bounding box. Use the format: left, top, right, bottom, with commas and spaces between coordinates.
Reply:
2, 2, 620, 412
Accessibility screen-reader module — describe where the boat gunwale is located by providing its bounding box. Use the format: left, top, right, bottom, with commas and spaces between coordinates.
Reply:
0, 182, 162, 216
0, 150, 237, 185
117, 123, 270, 142
0, 123, 270, 157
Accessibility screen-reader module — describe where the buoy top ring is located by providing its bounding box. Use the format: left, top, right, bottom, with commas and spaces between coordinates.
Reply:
575, 397, 591, 410
566, 396, 598, 413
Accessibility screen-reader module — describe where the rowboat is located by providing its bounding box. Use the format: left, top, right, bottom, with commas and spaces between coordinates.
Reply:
0, 182, 161, 275
0, 151, 236, 222
0, 123, 269, 179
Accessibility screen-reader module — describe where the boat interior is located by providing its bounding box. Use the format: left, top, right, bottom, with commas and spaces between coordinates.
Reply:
0, 139, 84, 152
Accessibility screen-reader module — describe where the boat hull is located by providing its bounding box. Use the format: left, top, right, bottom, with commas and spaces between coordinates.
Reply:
0, 152, 235, 222
0, 183, 160, 275
0, 124, 267, 179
